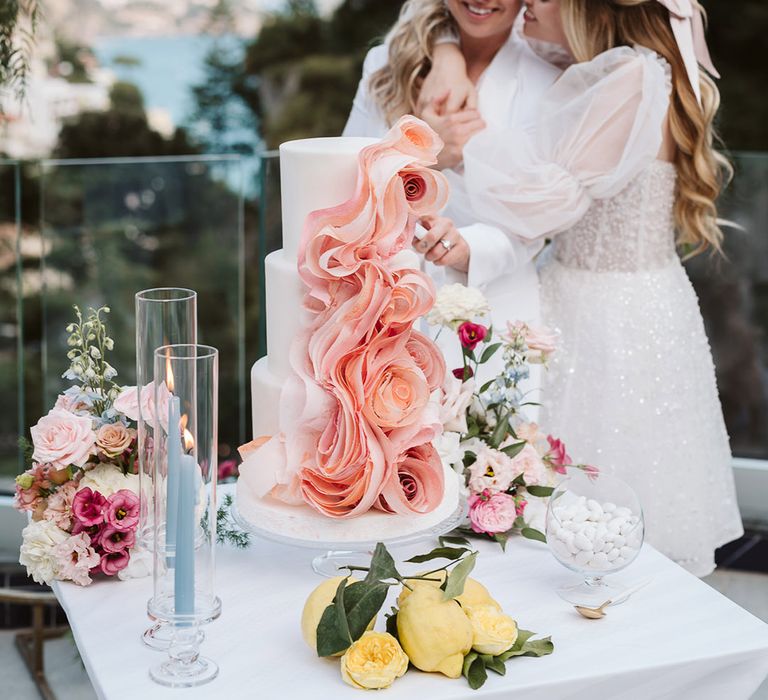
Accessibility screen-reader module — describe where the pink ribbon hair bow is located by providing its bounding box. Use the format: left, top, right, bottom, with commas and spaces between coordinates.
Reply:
656, 0, 719, 105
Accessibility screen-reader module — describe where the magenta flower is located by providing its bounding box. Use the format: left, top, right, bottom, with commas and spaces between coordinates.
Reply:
72, 518, 105, 547
218, 458, 238, 482
99, 526, 136, 554
99, 549, 131, 576
105, 489, 140, 531
72, 487, 108, 527
452, 366, 474, 381
468, 490, 518, 536
457, 322, 488, 351
545, 435, 572, 475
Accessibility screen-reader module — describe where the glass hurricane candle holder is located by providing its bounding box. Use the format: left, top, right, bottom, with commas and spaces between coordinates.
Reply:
545, 470, 644, 607
148, 344, 220, 687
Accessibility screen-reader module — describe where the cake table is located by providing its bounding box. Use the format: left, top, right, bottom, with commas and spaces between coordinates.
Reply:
52, 487, 768, 700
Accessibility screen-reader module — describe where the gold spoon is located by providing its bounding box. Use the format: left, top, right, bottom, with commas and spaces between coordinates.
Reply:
574, 578, 652, 619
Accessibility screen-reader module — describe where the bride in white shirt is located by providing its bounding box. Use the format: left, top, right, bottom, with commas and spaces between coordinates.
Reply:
343, 0, 562, 385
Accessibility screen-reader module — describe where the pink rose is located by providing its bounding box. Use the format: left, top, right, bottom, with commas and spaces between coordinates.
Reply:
405, 330, 445, 393
467, 445, 517, 494
468, 490, 518, 536
43, 482, 78, 530
505, 321, 557, 363
54, 392, 90, 415
458, 322, 488, 351
545, 436, 572, 475
95, 422, 134, 457
30, 408, 96, 471
53, 533, 100, 586
72, 487, 107, 527
377, 443, 445, 514
105, 489, 139, 531
113, 386, 140, 421
99, 548, 130, 576
510, 443, 550, 487
99, 526, 136, 554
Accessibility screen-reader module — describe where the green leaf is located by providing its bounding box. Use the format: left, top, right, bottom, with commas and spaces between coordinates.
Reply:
521, 527, 547, 544
463, 450, 478, 468
512, 474, 526, 487
333, 578, 352, 644
526, 485, 555, 498
497, 630, 554, 661
462, 652, 478, 678
479, 342, 502, 364
481, 654, 507, 676
462, 653, 488, 689
500, 441, 526, 459
344, 581, 389, 641
489, 412, 510, 449
491, 532, 509, 551
316, 603, 350, 657
406, 546, 468, 564
443, 551, 477, 600
462, 347, 476, 363
439, 535, 471, 548
479, 379, 495, 394
364, 542, 400, 584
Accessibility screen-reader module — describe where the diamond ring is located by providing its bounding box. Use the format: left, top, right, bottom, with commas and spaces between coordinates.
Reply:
439, 238, 452, 251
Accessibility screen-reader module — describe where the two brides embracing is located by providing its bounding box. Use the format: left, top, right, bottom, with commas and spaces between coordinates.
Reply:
343, 0, 743, 577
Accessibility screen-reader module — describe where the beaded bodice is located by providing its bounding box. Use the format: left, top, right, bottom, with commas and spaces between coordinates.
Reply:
553, 161, 678, 272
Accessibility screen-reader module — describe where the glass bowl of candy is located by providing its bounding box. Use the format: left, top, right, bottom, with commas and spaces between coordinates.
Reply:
545, 470, 644, 607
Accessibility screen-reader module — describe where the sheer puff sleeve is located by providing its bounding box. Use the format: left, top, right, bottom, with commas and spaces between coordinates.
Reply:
463, 46, 672, 241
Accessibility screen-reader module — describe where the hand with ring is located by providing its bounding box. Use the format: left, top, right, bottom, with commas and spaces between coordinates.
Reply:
412, 215, 470, 273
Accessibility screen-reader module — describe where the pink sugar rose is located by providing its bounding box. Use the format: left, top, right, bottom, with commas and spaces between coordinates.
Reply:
398, 166, 449, 216
457, 322, 488, 351
54, 533, 100, 586
546, 436, 572, 475
31, 408, 96, 471
405, 330, 445, 393
366, 362, 430, 429
43, 482, 78, 530
105, 489, 140, 531
381, 271, 436, 329
72, 487, 107, 527
468, 490, 518, 536
99, 548, 130, 576
99, 526, 136, 554
378, 443, 444, 515
510, 443, 550, 487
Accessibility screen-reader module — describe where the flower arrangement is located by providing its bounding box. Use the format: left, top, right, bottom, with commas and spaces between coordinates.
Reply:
15, 306, 150, 585
302, 538, 553, 690
430, 284, 598, 546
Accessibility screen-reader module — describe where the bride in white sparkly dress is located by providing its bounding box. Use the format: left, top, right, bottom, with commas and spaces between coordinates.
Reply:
449, 0, 744, 576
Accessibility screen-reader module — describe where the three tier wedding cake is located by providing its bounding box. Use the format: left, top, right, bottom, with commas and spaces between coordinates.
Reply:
236, 117, 460, 542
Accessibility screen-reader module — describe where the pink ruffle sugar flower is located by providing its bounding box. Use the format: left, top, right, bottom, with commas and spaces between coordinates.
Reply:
72, 487, 108, 527
468, 490, 518, 536
545, 435, 572, 475
99, 526, 136, 554
53, 533, 100, 587
105, 489, 140, 531
99, 548, 131, 576
457, 322, 488, 351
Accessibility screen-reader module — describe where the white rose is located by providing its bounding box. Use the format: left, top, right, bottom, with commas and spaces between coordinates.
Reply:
434, 431, 463, 468
19, 520, 69, 585
439, 373, 475, 434
117, 546, 152, 581
426, 284, 490, 329
79, 463, 140, 498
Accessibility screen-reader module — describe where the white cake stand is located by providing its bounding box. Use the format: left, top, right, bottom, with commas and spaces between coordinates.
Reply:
231, 498, 468, 576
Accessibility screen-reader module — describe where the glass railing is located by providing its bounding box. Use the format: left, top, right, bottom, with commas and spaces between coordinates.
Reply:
256, 150, 768, 462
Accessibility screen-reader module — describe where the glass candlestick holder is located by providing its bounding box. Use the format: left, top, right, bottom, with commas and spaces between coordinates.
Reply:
148, 344, 220, 687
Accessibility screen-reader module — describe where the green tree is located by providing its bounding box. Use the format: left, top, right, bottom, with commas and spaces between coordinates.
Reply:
0, 0, 40, 103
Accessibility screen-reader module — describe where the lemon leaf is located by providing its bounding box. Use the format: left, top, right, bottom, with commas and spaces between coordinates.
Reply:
463, 652, 488, 689
364, 542, 400, 584
405, 546, 468, 564
443, 551, 477, 600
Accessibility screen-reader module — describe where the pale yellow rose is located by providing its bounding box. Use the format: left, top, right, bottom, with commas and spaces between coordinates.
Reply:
300, 576, 374, 655
340, 632, 409, 690
398, 571, 501, 611
95, 422, 134, 456
465, 604, 519, 656
397, 585, 473, 678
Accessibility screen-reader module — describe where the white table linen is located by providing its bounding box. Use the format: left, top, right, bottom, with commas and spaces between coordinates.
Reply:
53, 520, 768, 700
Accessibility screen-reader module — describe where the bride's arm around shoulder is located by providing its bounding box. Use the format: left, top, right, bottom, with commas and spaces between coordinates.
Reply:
342, 44, 390, 138
463, 45, 673, 240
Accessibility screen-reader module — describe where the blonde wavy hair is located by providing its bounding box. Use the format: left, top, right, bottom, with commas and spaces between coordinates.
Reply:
560, 0, 731, 256
368, 0, 455, 126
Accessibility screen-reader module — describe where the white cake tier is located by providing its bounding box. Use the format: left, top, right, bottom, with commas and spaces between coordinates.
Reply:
250, 356, 281, 439
235, 461, 463, 545
264, 249, 305, 380
280, 136, 377, 259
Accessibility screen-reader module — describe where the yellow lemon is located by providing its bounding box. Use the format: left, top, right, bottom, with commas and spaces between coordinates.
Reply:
396, 585, 473, 678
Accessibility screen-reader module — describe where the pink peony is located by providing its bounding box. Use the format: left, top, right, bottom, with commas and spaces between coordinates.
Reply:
99, 526, 136, 554
457, 322, 488, 351
30, 408, 96, 471
545, 436, 572, 474
104, 489, 139, 531
72, 487, 107, 527
43, 482, 78, 530
468, 490, 518, 536
99, 548, 130, 576
54, 533, 100, 586
510, 443, 550, 487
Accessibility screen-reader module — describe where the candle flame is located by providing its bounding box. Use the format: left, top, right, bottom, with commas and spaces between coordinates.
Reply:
165, 348, 175, 393
181, 414, 194, 451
